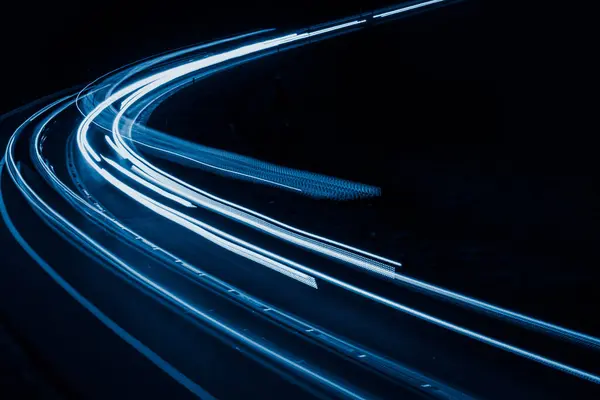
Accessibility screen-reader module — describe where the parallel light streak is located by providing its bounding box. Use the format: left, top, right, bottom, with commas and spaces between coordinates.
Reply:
102, 156, 196, 208
4, 0, 599, 391
28, 98, 452, 397
4, 98, 361, 400
74, 18, 600, 385
0, 161, 215, 400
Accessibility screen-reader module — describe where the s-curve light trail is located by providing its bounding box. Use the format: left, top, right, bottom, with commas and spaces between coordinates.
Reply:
1, 1, 598, 399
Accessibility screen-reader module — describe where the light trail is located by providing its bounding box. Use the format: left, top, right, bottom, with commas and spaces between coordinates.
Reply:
104, 3, 600, 352
112, 68, 401, 277
3, 97, 364, 400
0, 161, 215, 400
2, 1, 599, 397
102, 155, 196, 208
81, 45, 403, 278
71, 18, 401, 284
116, 113, 600, 349
374, 0, 450, 19
72, 7, 600, 385
131, 141, 306, 193
26, 97, 457, 398
100, 158, 319, 289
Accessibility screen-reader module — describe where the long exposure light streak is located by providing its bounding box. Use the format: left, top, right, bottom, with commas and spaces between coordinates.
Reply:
123, 136, 306, 193
0, 160, 215, 400
3, 106, 362, 400
75, 29, 276, 117
108, 61, 401, 273
26, 97, 456, 398
72, 17, 600, 386
99, 162, 319, 289
102, 156, 196, 208
107, 12, 600, 352
103, 2, 600, 353
2, 1, 599, 397
114, 83, 399, 274
374, 0, 449, 18
79, 21, 399, 281
121, 131, 600, 349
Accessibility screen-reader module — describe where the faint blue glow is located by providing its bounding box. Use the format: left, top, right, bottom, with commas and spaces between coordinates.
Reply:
123, 136, 304, 192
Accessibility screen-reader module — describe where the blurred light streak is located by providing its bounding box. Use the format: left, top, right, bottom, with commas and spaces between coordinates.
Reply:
98, 163, 319, 288
28, 101, 448, 395
0, 160, 215, 400
5, 1, 599, 388
102, 156, 196, 208
374, 0, 449, 19
4, 114, 362, 400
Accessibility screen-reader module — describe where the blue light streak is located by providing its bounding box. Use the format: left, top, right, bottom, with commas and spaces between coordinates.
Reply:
4, 1, 600, 391
4, 108, 363, 400
23, 94, 460, 397
0, 160, 215, 400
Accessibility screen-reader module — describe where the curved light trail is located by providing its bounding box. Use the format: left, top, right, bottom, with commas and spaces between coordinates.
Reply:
1, 1, 598, 398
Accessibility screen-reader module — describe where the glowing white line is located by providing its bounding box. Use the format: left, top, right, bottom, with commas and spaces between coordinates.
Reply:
124, 129, 600, 349
2, 158, 359, 400
308, 20, 366, 36
70, 25, 398, 283
104, 17, 600, 348
102, 156, 196, 208
104, 134, 129, 159
374, 0, 448, 18
72, 57, 323, 288
76, 29, 275, 114
69, 11, 600, 383
27, 92, 464, 391
119, 138, 397, 278
98, 164, 318, 288
80, 129, 319, 288
28, 100, 448, 396
105, 24, 398, 275
118, 79, 396, 274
